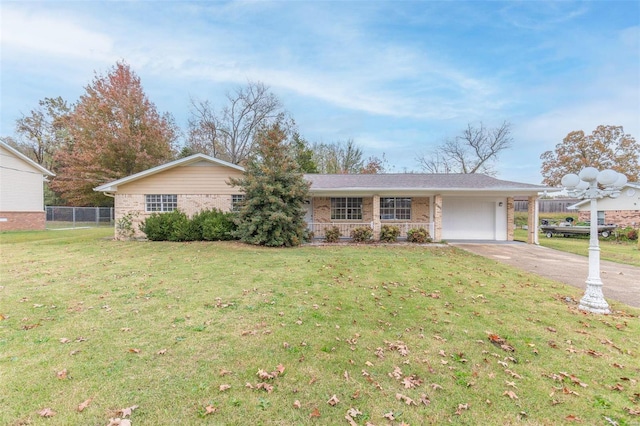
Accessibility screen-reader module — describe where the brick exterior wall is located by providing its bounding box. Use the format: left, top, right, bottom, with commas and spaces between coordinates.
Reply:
527, 196, 537, 244
310, 196, 433, 239
507, 197, 514, 241
578, 210, 640, 228
115, 194, 235, 239
0, 211, 46, 231
433, 195, 442, 242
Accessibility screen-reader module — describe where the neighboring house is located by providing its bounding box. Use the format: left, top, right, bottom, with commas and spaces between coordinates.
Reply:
0, 141, 55, 231
568, 183, 640, 228
94, 153, 548, 243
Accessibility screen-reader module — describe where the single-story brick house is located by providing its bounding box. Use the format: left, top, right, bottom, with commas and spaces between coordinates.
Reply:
0, 140, 55, 231
94, 153, 548, 243
568, 183, 640, 228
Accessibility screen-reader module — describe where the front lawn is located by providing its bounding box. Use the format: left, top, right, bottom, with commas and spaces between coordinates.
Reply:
1, 229, 639, 425
514, 229, 640, 267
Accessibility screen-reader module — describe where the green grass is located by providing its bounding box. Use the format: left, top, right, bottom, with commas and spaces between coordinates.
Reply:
1, 229, 639, 425
513, 218, 640, 267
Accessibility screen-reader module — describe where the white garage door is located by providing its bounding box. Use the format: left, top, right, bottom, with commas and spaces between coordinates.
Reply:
441, 198, 496, 240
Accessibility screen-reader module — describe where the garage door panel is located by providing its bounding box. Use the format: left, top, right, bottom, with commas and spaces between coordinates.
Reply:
442, 198, 495, 240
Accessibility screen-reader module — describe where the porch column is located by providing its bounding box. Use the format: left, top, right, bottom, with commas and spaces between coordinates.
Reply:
433, 194, 442, 242
527, 195, 538, 244
507, 197, 515, 241
372, 194, 380, 240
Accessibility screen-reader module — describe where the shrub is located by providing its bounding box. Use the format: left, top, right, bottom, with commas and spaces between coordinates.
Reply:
351, 226, 373, 243
115, 211, 138, 240
407, 227, 431, 243
194, 209, 237, 241
379, 225, 400, 243
140, 210, 190, 241
618, 227, 638, 241
324, 226, 341, 243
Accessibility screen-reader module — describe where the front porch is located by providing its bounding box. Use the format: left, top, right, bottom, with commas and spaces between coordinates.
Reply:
308, 221, 435, 240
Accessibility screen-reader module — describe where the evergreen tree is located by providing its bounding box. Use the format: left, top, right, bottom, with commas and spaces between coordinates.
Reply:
230, 123, 310, 247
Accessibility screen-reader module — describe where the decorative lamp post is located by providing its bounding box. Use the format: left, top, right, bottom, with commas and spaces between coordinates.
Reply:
561, 167, 628, 314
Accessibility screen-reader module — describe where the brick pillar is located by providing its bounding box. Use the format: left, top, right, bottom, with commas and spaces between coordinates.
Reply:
434, 194, 442, 242
372, 194, 380, 240
527, 195, 537, 244
506, 197, 514, 241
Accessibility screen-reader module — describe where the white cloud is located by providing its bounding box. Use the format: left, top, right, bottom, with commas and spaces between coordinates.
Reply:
0, 6, 114, 62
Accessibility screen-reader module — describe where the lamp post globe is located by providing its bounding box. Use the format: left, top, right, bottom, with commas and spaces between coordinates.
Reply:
559, 167, 627, 315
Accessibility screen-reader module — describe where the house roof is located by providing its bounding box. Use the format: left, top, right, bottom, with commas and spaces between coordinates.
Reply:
0, 140, 55, 177
93, 153, 244, 192
568, 182, 640, 209
93, 153, 550, 195
304, 173, 548, 194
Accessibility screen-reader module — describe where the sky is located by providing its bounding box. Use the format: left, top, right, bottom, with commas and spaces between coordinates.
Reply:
1, 1, 638, 184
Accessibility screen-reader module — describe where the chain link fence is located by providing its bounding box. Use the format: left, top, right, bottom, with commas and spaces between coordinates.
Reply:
46, 206, 114, 229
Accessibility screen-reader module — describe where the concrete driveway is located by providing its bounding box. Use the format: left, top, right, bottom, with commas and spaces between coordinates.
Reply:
450, 242, 640, 309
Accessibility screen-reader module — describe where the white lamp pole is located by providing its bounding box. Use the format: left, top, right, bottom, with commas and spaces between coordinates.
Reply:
560, 167, 627, 314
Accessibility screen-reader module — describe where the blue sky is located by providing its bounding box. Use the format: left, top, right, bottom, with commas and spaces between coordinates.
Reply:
1, 1, 638, 184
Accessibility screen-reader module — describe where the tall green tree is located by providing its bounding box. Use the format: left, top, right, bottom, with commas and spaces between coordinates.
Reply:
51, 62, 178, 206
289, 132, 318, 173
229, 122, 310, 247
540, 125, 639, 186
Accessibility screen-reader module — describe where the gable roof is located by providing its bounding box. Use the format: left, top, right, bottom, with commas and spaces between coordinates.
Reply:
0, 140, 55, 177
93, 153, 244, 192
305, 173, 548, 194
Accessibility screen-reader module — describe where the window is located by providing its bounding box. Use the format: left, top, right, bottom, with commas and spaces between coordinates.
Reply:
145, 194, 177, 212
380, 197, 411, 220
331, 197, 362, 220
231, 194, 245, 212
597, 210, 605, 225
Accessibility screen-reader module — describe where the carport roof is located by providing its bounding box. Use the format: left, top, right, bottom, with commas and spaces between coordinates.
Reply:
304, 173, 549, 193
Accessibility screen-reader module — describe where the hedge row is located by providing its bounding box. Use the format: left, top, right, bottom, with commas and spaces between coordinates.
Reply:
140, 209, 238, 242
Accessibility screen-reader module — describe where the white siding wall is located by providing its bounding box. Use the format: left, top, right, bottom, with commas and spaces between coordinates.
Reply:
0, 146, 45, 212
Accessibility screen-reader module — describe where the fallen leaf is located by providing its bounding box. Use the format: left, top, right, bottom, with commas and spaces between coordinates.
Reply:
157, 349, 167, 355
60, 337, 71, 344
327, 395, 340, 406
219, 384, 231, 392
503, 390, 519, 400
38, 407, 56, 417
293, 400, 301, 409
351, 389, 360, 399
383, 411, 395, 420
204, 405, 217, 415
455, 403, 470, 415
117, 405, 138, 418
128, 348, 140, 354
256, 382, 274, 393
77, 397, 93, 412
624, 407, 640, 415
395, 393, 417, 405
309, 407, 321, 418
565, 414, 581, 422
420, 394, 431, 405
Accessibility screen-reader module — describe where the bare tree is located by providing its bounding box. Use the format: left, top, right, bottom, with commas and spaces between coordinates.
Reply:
186, 98, 220, 157
416, 121, 512, 176
186, 81, 284, 164
10, 96, 70, 171
311, 140, 364, 173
